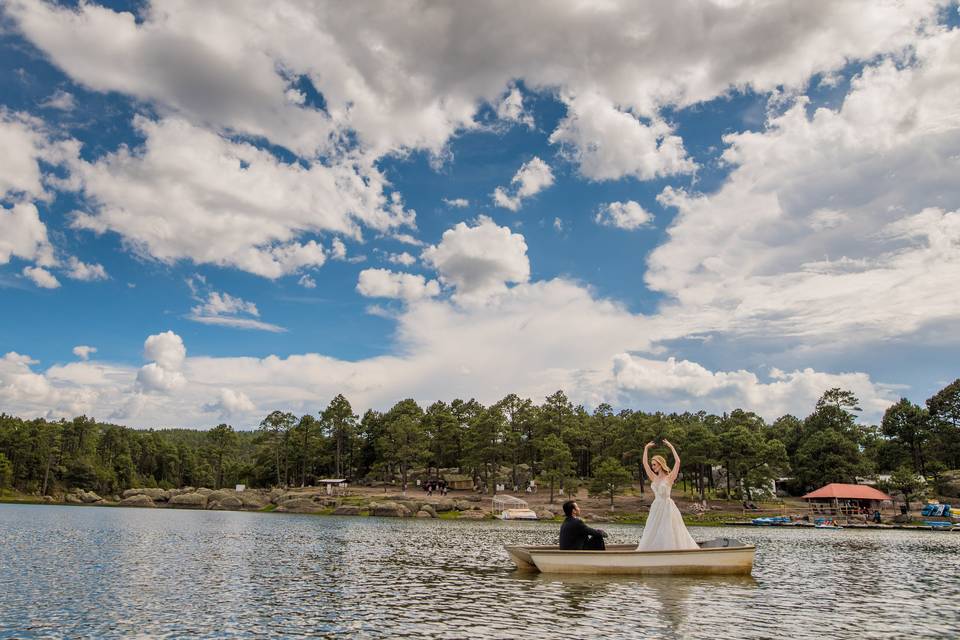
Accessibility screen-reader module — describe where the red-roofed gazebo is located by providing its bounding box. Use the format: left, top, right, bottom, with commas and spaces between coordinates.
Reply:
802, 483, 893, 515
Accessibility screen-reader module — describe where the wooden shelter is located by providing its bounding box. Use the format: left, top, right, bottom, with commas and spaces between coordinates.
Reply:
443, 474, 474, 491
802, 483, 893, 515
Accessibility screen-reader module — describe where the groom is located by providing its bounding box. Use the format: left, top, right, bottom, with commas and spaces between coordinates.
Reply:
559, 500, 608, 550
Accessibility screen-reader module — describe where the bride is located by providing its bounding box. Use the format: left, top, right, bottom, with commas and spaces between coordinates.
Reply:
636, 439, 699, 551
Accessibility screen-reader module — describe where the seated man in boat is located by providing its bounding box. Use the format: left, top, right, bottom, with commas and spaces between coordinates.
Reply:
559, 501, 608, 550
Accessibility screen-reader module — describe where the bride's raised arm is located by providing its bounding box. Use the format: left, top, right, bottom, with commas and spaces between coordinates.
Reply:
641, 441, 656, 482
663, 439, 681, 483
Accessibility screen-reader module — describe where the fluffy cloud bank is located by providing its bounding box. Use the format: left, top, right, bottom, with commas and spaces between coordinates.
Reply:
7, 0, 940, 173
3, 0, 949, 288
0, 309, 898, 429
646, 27, 960, 344
66, 117, 413, 278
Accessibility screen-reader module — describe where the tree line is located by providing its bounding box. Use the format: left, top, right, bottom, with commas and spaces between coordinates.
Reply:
1, 380, 958, 502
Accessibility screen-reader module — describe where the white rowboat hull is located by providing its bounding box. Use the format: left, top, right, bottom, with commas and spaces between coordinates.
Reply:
506, 544, 755, 575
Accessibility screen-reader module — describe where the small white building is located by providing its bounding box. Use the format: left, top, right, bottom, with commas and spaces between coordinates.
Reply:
318, 479, 349, 496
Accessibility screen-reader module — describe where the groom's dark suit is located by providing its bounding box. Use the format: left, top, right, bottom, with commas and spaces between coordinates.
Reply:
559, 516, 606, 550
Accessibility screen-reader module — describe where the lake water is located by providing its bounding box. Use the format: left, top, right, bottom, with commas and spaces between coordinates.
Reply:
1, 504, 958, 639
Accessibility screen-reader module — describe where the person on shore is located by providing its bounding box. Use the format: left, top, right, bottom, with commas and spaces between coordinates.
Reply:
559, 500, 608, 550
636, 439, 699, 551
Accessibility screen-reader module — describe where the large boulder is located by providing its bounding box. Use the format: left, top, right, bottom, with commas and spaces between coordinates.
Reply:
275, 498, 325, 513
454, 500, 478, 511
370, 501, 411, 517
419, 504, 437, 518
207, 490, 232, 502
428, 499, 456, 512
79, 490, 103, 504
169, 492, 208, 509
415, 510, 432, 518
937, 470, 960, 498
195, 487, 214, 496
209, 496, 244, 510
240, 494, 268, 510
64, 493, 82, 504
535, 510, 555, 520
396, 500, 422, 515
333, 505, 362, 516
119, 494, 156, 508
122, 488, 170, 501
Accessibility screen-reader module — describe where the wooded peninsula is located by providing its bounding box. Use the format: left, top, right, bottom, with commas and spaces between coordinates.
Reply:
1, 380, 958, 506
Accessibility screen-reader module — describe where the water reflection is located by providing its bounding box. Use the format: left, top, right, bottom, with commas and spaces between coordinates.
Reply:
1, 505, 958, 639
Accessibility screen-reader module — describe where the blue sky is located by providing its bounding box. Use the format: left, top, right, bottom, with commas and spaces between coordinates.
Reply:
1, 1, 958, 428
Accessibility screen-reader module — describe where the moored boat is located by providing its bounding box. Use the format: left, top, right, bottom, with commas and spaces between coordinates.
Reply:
505, 539, 755, 575
497, 508, 539, 520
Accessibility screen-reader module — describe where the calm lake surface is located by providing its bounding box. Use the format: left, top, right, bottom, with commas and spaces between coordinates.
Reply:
1, 504, 959, 639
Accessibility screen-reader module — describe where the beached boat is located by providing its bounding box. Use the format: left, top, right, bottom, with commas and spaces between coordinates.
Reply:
504, 539, 755, 575
814, 524, 843, 530
493, 495, 538, 520
498, 508, 539, 520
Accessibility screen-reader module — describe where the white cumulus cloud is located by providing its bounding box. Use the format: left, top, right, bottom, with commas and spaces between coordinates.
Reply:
22, 265, 59, 289
0, 203, 56, 267
356, 268, 440, 302
188, 289, 286, 333
64, 256, 108, 281
421, 216, 529, 302
72, 345, 97, 360
595, 200, 654, 230
66, 117, 412, 278
492, 156, 554, 211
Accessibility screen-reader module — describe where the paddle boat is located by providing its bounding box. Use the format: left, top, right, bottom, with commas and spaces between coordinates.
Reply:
814, 518, 843, 530
504, 538, 755, 575
752, 516, 791, 526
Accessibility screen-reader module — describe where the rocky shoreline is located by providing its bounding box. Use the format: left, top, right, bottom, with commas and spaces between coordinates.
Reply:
19, 486, 566, 521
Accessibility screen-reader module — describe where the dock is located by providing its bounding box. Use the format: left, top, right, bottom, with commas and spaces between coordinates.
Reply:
724, 521, 960, 532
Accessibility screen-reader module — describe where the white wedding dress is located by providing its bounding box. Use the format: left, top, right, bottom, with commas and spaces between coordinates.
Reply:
636, 477, 699, 551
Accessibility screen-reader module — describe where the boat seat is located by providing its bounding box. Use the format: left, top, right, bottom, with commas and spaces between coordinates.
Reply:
699, 537, 743, 548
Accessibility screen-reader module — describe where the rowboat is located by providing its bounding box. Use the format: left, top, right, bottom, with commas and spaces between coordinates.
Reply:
505, 539, 755, 575
497, 508, 539, 520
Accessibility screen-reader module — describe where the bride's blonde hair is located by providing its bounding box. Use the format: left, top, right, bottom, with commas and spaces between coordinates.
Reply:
651, 454, 671, 475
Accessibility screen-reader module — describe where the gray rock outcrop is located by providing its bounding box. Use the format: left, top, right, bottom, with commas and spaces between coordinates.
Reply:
169, 492, 208, 508
370, 501, 411, 517
79, 490, 104, 504
240, 494, 268, 510
428, 499, 456, 512
275, 498, 324, 513
119, 494, 156, 508
210, 496, 244, 510
122, 488, 170, 501
333, 505, 362, 516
